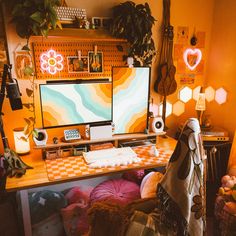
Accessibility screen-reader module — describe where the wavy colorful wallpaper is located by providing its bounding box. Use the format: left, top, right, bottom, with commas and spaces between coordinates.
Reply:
113, 67, 150, 134
40, 83, 112, 128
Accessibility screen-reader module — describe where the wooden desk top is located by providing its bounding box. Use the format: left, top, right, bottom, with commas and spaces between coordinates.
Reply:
6, 136, 177, 192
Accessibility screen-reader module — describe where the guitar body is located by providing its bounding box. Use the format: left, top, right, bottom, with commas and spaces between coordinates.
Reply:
154, 0, 177, 129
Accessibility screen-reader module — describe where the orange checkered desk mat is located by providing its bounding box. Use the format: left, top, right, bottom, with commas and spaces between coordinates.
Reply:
45, 145, 173, 181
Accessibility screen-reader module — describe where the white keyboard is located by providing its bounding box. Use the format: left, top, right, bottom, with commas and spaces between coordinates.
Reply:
56, 7, 87, 22
83, 147, 141, 168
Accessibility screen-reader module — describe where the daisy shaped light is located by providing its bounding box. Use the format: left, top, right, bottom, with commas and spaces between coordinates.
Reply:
40, 49, 63, 75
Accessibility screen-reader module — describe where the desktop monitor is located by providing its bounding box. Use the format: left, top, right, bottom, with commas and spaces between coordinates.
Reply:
39, 80, 112, 128
112, 67, 150, 134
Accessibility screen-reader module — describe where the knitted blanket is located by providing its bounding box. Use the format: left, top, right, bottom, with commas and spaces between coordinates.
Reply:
126, 118, 206, 236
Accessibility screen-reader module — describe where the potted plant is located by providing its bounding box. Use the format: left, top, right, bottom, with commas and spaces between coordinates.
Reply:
33, 129, 48, 146
9, 0, 61, 49
110, 1, 156, 66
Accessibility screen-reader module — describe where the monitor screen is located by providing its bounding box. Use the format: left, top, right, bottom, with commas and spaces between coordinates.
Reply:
112, 67, 150, 134
39, 81, 112, 128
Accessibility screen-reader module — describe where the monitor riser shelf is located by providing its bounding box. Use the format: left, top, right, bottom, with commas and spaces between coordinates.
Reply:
34, 132, 166, 159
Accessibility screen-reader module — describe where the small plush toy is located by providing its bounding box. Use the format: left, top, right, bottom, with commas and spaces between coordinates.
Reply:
218, 175, 236, 215
221, 175, 236, 188
218, 175, 236, 201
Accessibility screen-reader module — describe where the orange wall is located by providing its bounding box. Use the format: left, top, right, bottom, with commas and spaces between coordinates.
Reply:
1, 0, 215, 152
164, 0, 215, 136
206, 0, 236, 138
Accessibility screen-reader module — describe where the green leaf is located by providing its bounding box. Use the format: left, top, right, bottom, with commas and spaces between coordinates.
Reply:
44, 0, 50, 9
22, 44, 30, 51
12, 4, 24, 17
23, 124, 30, 135
24, 66, 34, 76
26, 88, 33, 97
32, 129, 38, 138
22, 103, 31, 109
29, 117, 35, 123
30, 11, 43, 24
24, 118, 31, 125
41, 28, 49, 37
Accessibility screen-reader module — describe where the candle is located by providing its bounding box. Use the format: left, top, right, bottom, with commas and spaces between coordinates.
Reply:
13, 127, 30, 154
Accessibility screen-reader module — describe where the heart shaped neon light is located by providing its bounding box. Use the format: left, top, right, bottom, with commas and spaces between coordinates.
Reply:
183, 48, 202, 71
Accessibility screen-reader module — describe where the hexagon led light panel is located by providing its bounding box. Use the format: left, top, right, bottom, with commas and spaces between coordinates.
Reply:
179, 86, 192, 103
159, 102, 172, 117
205, 86, 215, 102
215, 87, 227, 104
193, 86, 201, 101
173, 101, 185, 116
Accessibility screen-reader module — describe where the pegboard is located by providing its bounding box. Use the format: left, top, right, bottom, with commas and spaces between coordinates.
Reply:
32, 40, 128, 80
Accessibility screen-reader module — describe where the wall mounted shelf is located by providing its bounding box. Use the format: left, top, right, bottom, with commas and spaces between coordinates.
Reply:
31, 28, 127, 42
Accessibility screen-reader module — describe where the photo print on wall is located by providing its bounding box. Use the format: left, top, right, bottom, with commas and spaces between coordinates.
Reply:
67, 56, 88, 73
88, 51, 103, 73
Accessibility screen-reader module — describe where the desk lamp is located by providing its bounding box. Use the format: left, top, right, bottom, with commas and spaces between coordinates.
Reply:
0, 64, 32, 183
195, 87, 206, 127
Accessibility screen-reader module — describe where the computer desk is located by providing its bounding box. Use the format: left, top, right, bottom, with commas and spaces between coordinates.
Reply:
6, 135, 177, 236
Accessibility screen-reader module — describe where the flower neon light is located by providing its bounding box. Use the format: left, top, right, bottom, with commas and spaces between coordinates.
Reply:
183, 48, 202, 71
40, 49, 63, 75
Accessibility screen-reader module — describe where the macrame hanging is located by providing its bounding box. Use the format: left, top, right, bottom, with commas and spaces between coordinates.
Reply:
154, 0, 177, 128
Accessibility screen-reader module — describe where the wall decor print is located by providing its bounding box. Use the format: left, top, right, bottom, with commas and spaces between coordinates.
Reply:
196, 31, 206, 48
67, 56, 88, 73
112, 67, 150, 134
176, 26, 189, 44
179, 74, 195, 84
88, 51, 103, 73
92, 17, 112, 29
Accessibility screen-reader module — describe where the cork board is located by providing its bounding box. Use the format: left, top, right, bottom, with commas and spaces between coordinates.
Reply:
32, 40, 128, 80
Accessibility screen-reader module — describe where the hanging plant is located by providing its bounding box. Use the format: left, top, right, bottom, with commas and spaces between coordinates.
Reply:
110, 1, 156, 66
21, 55, 37, 140
8, 0, 61, 49
4, 0, 62, 139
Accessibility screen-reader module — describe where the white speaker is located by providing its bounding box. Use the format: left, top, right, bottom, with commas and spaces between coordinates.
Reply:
90, 125, 112, 140
150, 117, 164, 133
